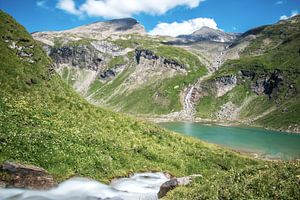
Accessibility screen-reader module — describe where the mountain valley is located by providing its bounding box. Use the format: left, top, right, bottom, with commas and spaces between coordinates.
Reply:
0, 8, 300, 200
32, 15, 300, 133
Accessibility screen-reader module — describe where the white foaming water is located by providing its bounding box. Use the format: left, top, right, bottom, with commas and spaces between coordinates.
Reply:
0, 172, 169, 200
184, 86, 195, 116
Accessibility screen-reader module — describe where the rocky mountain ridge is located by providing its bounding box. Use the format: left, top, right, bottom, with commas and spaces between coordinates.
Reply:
178, 26, 239, 43
32, 15, 300, 133
1, 10, 300, 200
32, 18, 146, 46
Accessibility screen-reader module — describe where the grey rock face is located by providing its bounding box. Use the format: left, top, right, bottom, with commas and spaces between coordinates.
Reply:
249, 70, 283, 97
107, 18, 140, 31
215, 75, 237, 97
50, 45, 105, 71
135, 49, 159, 63
135, 49, 185, 70
157, 174, 201, 198
239, 70, 256, 80
100, 69, 116, 80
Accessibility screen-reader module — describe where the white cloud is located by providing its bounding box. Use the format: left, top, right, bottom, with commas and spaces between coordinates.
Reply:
149, 17, 218, 37
57, 0, 81, 15
275, 1, 284, 5
37, 0, 49, 9
280, 15, 288, 20
280, 10, 298, 20
291, 10, 299, 17
56, 0, 204, 18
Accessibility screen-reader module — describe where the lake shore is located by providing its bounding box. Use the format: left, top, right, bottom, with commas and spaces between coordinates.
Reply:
138, 115, 300, 134
157, 121, 300, 160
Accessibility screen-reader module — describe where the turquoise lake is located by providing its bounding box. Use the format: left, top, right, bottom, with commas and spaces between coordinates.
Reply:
159, 122, 300, 160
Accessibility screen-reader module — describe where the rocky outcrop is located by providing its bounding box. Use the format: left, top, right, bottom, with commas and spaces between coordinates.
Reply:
157, 174, 202, 198
215, 75, 237, 97
135, 49, 185, 71
49, 45, 105, 71
248, 70, 283, 97
116, 49, 187, 91
99, 64, 127, 82
135, 49, 159, 63
0, 161, 56, 190
100, 69, 116, 80
3, 36, 35, 63
239, 70, 256, 80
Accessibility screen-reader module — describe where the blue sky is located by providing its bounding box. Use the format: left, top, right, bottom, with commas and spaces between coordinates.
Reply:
0, 0, 299, 36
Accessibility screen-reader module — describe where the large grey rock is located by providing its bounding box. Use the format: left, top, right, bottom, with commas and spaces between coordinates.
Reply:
0, 161, 57, 190
157, 174, 202, 198
157, 179, 178, 198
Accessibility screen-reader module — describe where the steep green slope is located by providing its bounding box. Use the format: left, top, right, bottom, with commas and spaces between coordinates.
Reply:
0, 11, 300, 199
45, 32, 207, 115
196, 16, 300, 132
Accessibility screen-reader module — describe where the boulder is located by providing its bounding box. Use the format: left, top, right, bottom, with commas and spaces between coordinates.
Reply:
157, 179, 178, 198
157, 174, 202, 198
0, 161, 57, 190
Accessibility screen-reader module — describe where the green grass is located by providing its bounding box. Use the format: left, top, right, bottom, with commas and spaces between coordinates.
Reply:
92, 36, 208, 114
107, 56, 126, 69
92, 65, 135, 100
254, 96, 300, 131
54, 37, 95, 47
104, 67, 207, 115
197, 16, 300, 130
111, 34, 161, 49
1, 11, 300, 199
87, 79, 103, 96
239, 96, 274, 119
196, 83, 250, 119
112, 34, 202, 70
153, 45, 203, 70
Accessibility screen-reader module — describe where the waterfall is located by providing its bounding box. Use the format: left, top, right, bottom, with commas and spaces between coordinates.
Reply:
183, 86, 195, 118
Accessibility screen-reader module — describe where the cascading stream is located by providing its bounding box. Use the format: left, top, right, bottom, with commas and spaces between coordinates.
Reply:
181, 46, 230, 120
0, 172, 170, 200
183, 86, 195, 118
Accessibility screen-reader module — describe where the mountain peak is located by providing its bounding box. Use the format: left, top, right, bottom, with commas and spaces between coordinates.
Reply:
32, 17, 146, 43
107, 18, 138, 25
191, 26, 221, 36
178, 26, 239, 43
71, 17, 144, 33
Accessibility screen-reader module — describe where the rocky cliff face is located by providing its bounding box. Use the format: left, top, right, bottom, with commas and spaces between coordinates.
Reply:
135, 49, 185, 71
250, 70, 283, 97
215, 75, 237, 97
50, 45, 105, 71
121, 49, 187, 91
